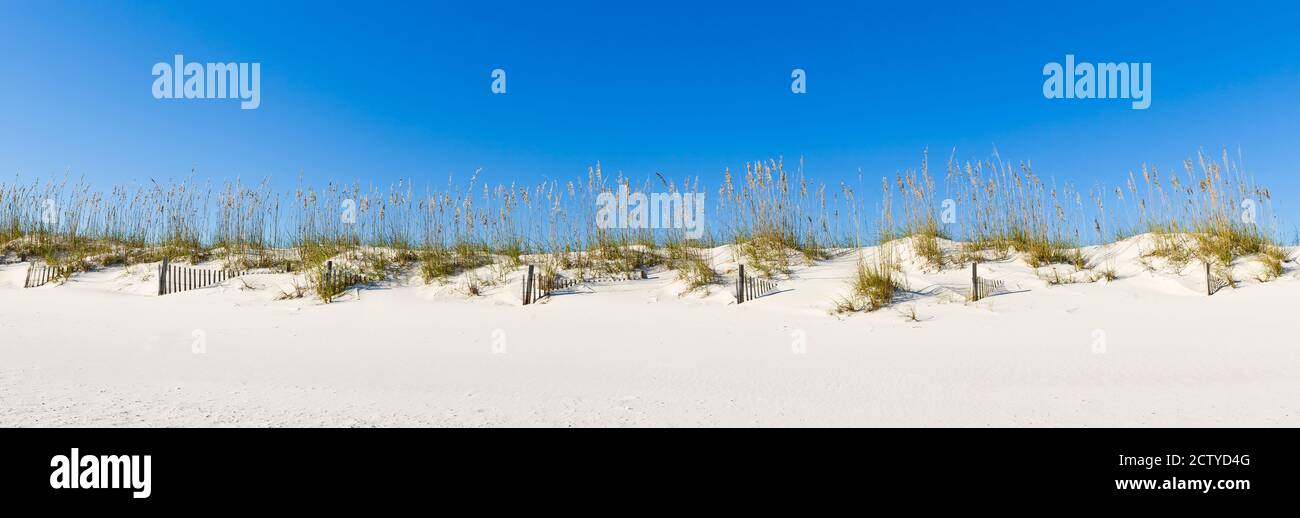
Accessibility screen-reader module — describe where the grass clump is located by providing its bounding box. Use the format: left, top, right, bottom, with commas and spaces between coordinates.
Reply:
735, 233, 792, 278
913, 230, 944, 270
1255, 245, 1286, 282
663, 243, 716, 293
719, 158, 831, 277
418, 242, 493, 284
834, 255, 900, 313
893, 150, 946, 270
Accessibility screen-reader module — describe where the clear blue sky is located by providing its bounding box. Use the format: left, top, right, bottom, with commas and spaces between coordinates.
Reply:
3, 1, 1299, 226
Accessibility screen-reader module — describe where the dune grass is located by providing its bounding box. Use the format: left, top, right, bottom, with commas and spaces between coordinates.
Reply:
833, 254, 901, 313
1, 149, 1286, 306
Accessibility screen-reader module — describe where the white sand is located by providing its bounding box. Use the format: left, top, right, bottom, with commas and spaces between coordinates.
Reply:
1, 235, 1297, 427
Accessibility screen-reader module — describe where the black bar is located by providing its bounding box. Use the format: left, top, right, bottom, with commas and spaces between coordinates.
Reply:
0, 428, 1291, 508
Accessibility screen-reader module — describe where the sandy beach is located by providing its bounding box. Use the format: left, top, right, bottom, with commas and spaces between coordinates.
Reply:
3, 235, 1295, 427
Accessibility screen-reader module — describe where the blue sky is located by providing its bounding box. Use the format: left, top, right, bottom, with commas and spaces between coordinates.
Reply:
3, 1, 1299, 226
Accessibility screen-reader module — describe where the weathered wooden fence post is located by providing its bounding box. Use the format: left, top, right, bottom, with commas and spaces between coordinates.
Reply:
520, 266, 529, 304
525, 264, 535, 305
971, 262, 979, 301
1206, 261, 1212, 296
327, 260, 334, 296
525, 266, 535, 303
158, 257, 169, 295
737, 264, 746, 304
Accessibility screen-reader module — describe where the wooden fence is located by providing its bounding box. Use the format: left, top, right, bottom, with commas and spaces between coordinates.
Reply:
1206, 262, 1231, 295
157, 257, 368, 300
23, 264, 73, 288
158, 257, 245, 295
22, 256, 355, 297
320, 260, 369, 301
735, 264, 779, 304
969, 263, 1005, 301
521, 265, 647, 305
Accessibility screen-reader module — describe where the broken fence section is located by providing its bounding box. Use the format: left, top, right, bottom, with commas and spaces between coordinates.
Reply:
158, 257, 245, 295
1206, 262, 1231, 296
23, 264, 74, 288
520, 264, 647, 305
969, 262, 1005, 301
320, 260, 371, 300
157, 254, 307, 296
735, 264, 779, 304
